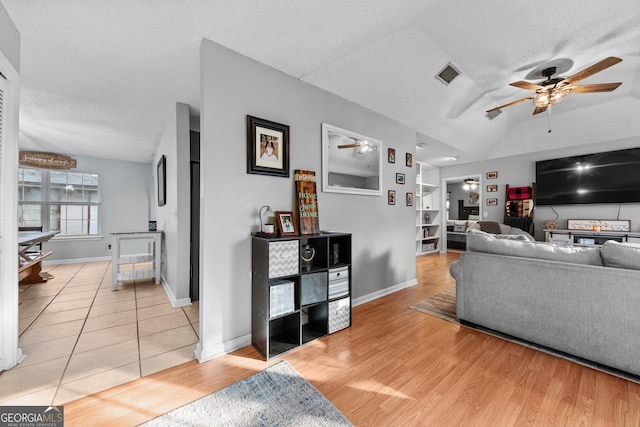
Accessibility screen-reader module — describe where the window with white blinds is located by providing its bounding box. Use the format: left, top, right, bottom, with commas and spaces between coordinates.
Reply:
18, 168, 101, 236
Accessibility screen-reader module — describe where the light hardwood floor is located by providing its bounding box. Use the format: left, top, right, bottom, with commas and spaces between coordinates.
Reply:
65, 252, 640, 426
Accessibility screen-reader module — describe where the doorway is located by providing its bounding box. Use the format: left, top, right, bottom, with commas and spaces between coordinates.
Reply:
441, 175, 482, 252
190, 131, 200, 301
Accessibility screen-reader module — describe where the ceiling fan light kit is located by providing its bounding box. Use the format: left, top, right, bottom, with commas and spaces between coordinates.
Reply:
487, 57, 623, 115
462, 178, 478, 190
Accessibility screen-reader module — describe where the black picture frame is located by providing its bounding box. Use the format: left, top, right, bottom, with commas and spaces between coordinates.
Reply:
157, 155, 166, 206
406, 192, 413, 206
388, 148, 396, 163
396, 173, 405, 184
247, 115, 290, 177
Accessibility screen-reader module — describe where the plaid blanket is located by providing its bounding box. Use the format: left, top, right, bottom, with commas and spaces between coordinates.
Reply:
507, 186, 532, 200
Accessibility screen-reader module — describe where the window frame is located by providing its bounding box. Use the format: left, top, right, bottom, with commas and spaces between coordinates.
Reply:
18, 167, 102, 237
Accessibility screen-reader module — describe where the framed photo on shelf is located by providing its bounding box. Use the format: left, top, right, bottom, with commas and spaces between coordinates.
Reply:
486, 171, 498, 179
247, 115, 290, 177
388, 190, 396, 205
396, 173, 405, 184
388, 148, 396, 163
406, 192, 413, 206
487, 184, 498, 192
275, 211, 298, 235
406, 153, 413, 167
157, 155, 166, 207
486, 198, 498, 206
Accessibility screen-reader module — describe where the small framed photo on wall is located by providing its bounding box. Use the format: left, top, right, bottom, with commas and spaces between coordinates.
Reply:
486, 198, 498, 206
246, 115, 290, 177
487, 184, 498, 192
388, 190, 396, 205
486, 171, 498, 179
396, 173, 405, 184
406, 153, 413, 167
388, 148, 396, 163
406, 192, 413, 206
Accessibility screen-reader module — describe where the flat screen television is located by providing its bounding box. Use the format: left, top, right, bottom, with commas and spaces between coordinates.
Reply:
535, 147, 640, 206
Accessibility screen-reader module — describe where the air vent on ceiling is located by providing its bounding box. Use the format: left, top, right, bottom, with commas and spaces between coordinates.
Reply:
485, 109, 502, 120
435, 62, 461, 85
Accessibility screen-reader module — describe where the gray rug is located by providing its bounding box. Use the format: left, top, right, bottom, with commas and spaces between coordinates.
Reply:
409, 287, 457, 323
139, 361, 352, 427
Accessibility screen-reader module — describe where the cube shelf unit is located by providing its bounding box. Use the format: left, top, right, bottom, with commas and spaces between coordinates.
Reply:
251, 232, 352, 360
416, 162, 440, 256
110, 231, 162, 291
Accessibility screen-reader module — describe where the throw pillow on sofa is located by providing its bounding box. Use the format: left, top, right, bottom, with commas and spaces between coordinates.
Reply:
601, 240, 640, 270
466, 229, 603, 266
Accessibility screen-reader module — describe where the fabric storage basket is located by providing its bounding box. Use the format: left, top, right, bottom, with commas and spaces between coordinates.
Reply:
328, 296, 350, 333
301, 272, 327, 305
269, 240, 299, 278
328, 267, 349, 299
270, 279, 295, 319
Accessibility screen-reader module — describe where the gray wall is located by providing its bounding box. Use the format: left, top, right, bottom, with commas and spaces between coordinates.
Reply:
440, 136, 640, 240
197, 39, 417, 360
152, 103, 191, 306
43, 155, 151, 261
0, 3, 19, 72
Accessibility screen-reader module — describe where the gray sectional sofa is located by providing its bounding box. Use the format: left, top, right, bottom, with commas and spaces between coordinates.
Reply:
450, 229, 640, 377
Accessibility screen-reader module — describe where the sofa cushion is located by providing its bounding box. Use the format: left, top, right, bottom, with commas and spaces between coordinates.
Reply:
494, 234, 531, 241
466, 229, 603, 266
601, 241, 640, 270
478, 221, 502, 234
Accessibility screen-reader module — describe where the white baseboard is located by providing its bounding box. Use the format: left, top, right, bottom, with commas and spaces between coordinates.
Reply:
160, 276, 192, 308
352, 278, 418, 307
195, 334, 251, 363
43, 256, 111, 265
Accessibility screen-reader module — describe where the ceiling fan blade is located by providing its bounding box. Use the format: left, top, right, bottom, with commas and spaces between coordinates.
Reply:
487, 96, 535, 113
509, 81, 545, 91
563, 57, 622, 85
532, 105, 548, 115
337, 143, 361, 149
568, 82, 622, 93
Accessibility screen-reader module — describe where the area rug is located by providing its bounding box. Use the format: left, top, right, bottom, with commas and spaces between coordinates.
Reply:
409, 287, 458, 323
139, 360, 352, 426
410, 287, 640, 383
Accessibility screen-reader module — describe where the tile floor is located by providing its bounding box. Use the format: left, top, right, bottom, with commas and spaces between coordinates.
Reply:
0, 260, 199, 405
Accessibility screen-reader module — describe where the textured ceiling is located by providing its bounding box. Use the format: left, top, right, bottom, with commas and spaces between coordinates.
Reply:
3, 0, 640, 165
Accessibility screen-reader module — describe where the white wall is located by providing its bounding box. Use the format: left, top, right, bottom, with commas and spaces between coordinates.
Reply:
152, 102, 191, 306
197, 39, 417, 361
0, 1, 21, 371
42, 155, 152, 262
440, 136, 640, 240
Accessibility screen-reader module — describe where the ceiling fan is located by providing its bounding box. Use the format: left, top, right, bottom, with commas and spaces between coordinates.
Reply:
337, 137, 368, 149
462, 178, 479, 190
487, 57, 623, 115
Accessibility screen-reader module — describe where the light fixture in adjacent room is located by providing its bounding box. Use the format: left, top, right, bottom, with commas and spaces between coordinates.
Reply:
462, 178, 478, 191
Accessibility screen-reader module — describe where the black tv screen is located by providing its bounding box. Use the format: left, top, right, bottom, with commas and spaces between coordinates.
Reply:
535, 147, 640, 206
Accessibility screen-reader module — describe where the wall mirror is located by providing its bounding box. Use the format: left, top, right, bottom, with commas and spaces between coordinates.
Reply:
321, 123, 382, 196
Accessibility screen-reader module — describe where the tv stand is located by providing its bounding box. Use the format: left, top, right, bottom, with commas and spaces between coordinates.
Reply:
544, 229, 640, 247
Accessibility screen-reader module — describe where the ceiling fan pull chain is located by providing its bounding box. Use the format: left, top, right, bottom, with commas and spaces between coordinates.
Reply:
547, 107, 552, 133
